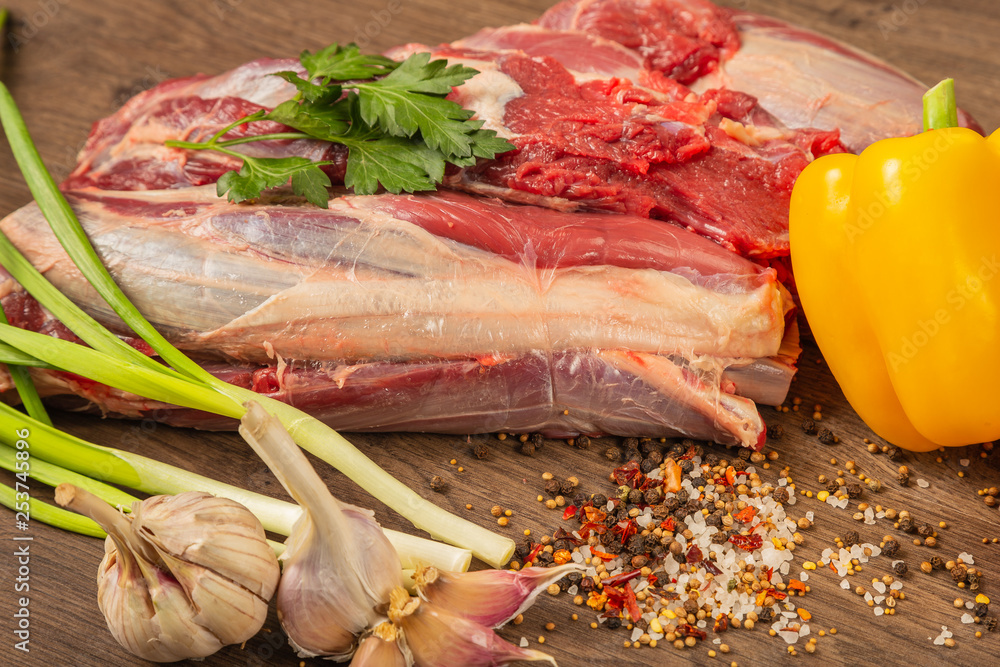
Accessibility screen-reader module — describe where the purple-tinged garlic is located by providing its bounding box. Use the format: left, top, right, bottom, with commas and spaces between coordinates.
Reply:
55, 484, 278, 663
414, 562, 583, 628
239, 401, 402, 660
389, 587, 557, 667
350, 621, 408, 667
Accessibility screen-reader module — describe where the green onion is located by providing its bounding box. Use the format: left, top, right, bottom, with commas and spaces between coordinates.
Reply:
0, 303, 49, 425
0, 482, 105, 538
0, 82, 513, 568
0, 442, 138, 509
0, 403, 471, 572
923, 78, 959, 131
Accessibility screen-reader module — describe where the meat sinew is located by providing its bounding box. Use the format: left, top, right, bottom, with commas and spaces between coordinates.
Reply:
0, 187, 793, 448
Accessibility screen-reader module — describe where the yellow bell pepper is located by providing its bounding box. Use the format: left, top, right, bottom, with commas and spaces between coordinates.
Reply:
790, 80, 1000, 451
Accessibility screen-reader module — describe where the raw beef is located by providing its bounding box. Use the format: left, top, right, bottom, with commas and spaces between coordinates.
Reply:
0, 187, 794, 447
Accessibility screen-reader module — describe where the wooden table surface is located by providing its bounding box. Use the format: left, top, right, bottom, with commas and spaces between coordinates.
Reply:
1, 1, 999, 666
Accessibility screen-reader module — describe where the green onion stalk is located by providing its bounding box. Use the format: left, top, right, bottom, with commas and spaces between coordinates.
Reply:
0, 82, 512, 568
0, 405, 471, 572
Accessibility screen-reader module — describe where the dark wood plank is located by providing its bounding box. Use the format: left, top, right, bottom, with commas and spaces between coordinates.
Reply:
1, 1, 999, 666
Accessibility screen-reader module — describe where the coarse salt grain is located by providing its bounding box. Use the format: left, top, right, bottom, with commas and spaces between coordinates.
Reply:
806, 511, 814, 522
962, 613, 975, 624
959, 552, 975, 565
966, 601, 975, 610
568, 585, 578, 596
960, 458, 970, 467
873, 582, 886, 594
520, 638, 529, 648
572, 551, 584, 564
875, 607, 885, 617
890, 581, 903, 591
917, 479, 930, 488
631, 627, 643, 642
841, 580, 851, 590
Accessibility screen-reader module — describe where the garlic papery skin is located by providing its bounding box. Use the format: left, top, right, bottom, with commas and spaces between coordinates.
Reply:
56, 484, 278, 662
414, 562, 584, 628
389, 587, 558, 667
350, 621, 409, 667
239, 401, 402, 659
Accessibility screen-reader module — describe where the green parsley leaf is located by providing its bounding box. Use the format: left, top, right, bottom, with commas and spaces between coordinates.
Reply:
300, 43, 398, 82
469, 128, 516, 159
355, 52, 483, 158
290, 166, 333, 208
272, 72, 340, 104
266, 98, 351, 139
217, 156, 333, 207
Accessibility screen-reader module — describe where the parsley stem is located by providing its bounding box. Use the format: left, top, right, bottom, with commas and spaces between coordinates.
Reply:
165, 132, 312, 152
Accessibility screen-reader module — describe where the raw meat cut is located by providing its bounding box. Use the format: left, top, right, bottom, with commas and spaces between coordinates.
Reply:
0, 187, 794, 447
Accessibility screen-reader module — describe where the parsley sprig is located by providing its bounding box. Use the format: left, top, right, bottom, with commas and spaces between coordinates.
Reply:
164, 44, 513, 207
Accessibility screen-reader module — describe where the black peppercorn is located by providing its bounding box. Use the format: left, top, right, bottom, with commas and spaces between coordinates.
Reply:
643, 533, 659, 553
519, 441, 535, 456
737, 447, 751, 460
843, 530, 859, 547
892, 560, 908, 576
575, 434, 591, 450
627, 488, 644, 505
600, 529, 616, 545
690, 444, 705, 458
758, 607, 774, 623
881, 538, 900, 557
769, 424, 784, 439
572, 492, 587, 507
472, 442, 490, 459
825, 479, 841, 493
669, 442, 686, 457
626, 534, 645, 554
772, 487, 790, 504
622, 437, 639, 450
676, 489, 690, 503
898, 517, 915, 533
801, 419, 818, 435
663, 497, 681, 513
605, 446, 621, 461
537, 550, 554, 565
845, 483, 863, 499
683, 599, 699, 615
706, 512, 723, 528
951, 566, 968, 584
885, 445, 902, 460
544, 479, 561, 496
557, 576, 571, 592
651, 504, 669, 520
711, 531, 729, 544
930, 556, 945, 570
897, 471, 910, 486
916, 523, 934, 539
567, 571, 582, 585
968, 569, 982, 591
429, 475, 447, 492
640, 458, 657, 474
580, 577, 595, 593
730, 459, 746, 472
983, 616, 998, 632
817, 428, 836, 445
560, 480, 576, 496
592, 494, 609, 509
553, 539, 572, 552
624, 447, 641, 462
605, 540, 623, 555
530, 432, 545, 450
606, 616, 622, 630
646, 450, 663, 466
639, 438, 658, 456
975, 602, 989, 618
704, 453, 720, 467
644, 487, 661, 505
514, 538, 532, 560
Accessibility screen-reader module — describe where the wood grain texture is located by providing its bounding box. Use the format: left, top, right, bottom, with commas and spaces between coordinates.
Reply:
0, 1, 999, 665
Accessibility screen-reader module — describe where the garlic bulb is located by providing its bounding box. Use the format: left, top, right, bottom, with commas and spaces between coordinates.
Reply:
389, 587, 557, 667
414, 562, 584, 628
55, 484, 279, 663
350, 621, 408, 667
239, 401, 402, 660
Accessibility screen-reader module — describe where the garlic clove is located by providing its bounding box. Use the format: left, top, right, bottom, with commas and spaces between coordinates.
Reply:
389, 587, 558, 667
414, 562, 584, 628
131, 491, 279, 599
154, 548, 269, 646
351, 621, 410, 667
240, 402, 403, 659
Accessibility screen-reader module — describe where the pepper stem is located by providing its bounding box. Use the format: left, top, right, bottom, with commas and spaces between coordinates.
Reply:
922, 78, 959, 131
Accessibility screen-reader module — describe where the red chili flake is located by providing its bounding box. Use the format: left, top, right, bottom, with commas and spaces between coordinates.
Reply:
525, 543, 545, 564
614, 519, 637, 545
552, 527, 581, 546
584, 506, 607, 524
770, 589, 788, 601
659, 517, 676, 532
603, 582, 642, 623
713, 614, 729, 633
762, 566, 773, 583
788, 579, 807, 593
590, 549, 617, 561
646, 574, 659, 587
733, 506, 757, 523
563, 505, 578, 521
686, 544, 703, 564
612, 461, 640, 486
701, 559, 722, 576
725, 466, 737, 487
728, 533, 763, 552
603, 569, 642, 588
678, 624, 707, 640
577, 522, 606, 540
